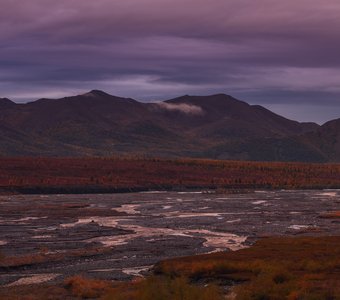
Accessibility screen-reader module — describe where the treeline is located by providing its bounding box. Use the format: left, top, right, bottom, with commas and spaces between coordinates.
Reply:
0, 157, 340, 194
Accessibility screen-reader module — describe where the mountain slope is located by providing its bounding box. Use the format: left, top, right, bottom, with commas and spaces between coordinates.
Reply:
157, 94, 318, 139
302, 118, 340, 161
0, 90, 330, 161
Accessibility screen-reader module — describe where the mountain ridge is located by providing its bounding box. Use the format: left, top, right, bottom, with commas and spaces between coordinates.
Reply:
0, 90, 338, 162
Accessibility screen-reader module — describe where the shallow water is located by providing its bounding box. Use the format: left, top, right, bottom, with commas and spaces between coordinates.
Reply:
0, 190, 339, 285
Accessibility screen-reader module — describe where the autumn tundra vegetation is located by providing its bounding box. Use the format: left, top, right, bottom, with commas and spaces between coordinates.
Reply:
1, 156, 340, 194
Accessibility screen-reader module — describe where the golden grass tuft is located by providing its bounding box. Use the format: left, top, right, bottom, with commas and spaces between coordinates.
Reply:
102, 276, 223, 300
64, 275, 112, 298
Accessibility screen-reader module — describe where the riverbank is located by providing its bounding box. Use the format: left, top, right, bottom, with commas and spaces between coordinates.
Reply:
1, 236, 339, 299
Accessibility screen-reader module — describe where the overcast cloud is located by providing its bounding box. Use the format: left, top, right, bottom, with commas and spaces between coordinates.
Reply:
1, 0, 340, 123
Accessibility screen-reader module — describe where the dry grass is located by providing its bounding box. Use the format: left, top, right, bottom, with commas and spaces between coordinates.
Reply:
156, 236, 340, 300
64, 276, 112, 298
0, 285, 71, 300
1, 237, 340, 299
102, 276, 223, 300
0, 276, 222, 300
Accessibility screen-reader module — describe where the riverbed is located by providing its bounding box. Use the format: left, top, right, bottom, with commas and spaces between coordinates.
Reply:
0, 189, 339, 286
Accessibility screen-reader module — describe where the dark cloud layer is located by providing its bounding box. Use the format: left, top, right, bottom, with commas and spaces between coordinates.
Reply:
1, 0, 340, 123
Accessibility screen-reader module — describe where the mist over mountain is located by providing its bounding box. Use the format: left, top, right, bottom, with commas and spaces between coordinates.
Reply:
0, 90, 338, 162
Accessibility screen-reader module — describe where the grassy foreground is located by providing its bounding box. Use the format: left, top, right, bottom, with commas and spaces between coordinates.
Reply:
155, 236, 340, 299
1, 236, 340, 299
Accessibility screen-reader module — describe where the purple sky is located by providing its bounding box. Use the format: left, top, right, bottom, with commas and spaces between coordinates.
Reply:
1, 0, 340, 123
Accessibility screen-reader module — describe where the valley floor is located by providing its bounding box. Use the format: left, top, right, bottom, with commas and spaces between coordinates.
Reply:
1, 157, 340, 299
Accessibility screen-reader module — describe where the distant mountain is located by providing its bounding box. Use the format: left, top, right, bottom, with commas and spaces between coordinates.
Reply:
302, 118, 340, 162
0, 98, 15, 108
0, 90, 335, 162
159, 94, 318, 137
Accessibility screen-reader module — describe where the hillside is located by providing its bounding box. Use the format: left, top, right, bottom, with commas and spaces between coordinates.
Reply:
0, 90, 335, 162
302, 118, 340, 162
